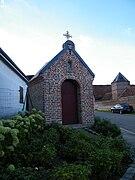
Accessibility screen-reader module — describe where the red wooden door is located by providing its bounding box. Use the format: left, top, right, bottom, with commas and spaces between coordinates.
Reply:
61, 80, 79, 125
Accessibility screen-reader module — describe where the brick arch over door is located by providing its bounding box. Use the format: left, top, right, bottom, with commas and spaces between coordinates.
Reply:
61, 79, 80, 125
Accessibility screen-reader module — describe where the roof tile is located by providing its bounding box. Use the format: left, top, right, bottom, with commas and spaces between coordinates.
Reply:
111, 72, 130, 83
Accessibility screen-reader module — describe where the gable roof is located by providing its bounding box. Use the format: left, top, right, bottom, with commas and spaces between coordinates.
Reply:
111, 72, 130, 84
0, 48, 28, 82
30, 40, 95, 81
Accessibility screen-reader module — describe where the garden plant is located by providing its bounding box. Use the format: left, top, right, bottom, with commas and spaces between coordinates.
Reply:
0, 109, 132, 180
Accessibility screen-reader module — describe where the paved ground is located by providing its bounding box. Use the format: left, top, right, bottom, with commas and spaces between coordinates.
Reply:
121, 129, 135, 148
95, 111, 135, 148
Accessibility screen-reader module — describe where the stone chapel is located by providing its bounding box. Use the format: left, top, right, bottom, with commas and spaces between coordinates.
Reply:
28, 38, 95, 126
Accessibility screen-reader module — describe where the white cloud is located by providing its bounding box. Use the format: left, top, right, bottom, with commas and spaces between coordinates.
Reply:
0, 8, 135, 86
0, 0, 5, 8
0, 0, 45, 28
0, 28, 62, 75
74, 35, 135, 85
121, 27, 135, 37
77, 35, 94, 48
1, 28, 135, 85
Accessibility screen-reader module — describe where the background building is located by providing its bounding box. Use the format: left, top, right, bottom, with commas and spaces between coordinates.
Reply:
94, 72, 135, 111
0, 48, 28, 118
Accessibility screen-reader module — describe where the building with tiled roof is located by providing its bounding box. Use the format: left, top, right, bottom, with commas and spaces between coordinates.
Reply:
28, 40, 95, 126
111, 72, 130, 99
94, 72, 135, 111
111, 72, 130, 83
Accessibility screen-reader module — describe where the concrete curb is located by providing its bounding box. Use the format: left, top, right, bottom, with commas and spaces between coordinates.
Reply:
120, 159, 135, 180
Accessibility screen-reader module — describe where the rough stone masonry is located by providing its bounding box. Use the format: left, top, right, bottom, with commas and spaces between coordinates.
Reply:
28, 40, 95, 126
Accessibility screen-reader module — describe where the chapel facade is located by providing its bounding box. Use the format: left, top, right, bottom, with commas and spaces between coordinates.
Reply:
28, 40, 95, 126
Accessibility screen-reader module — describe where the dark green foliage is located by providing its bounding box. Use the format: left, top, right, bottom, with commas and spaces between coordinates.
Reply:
1, 166, 49, 180
93, 116, 121, 137
42, 127, 60, 145
61, 131, 95, 162
0, 111, 132, 180
50, 162, 92, 180
40, 144, 57, 166
56, 125, 74, 143
16, 138, 57, 168
89, 145, 124, 179
0, 109, 45, 169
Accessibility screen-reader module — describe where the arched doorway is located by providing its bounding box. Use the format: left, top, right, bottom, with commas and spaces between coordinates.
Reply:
61, 80, 79, 125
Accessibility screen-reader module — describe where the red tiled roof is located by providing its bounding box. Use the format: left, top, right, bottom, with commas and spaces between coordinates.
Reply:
93, 85, 111, 100
102, 92, 112, 100
93, 84, 135, 101
121, 85, 135, 97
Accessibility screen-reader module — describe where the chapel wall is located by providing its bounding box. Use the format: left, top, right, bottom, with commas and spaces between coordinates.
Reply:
41, 50, 94, 126
28, 77, 44, 112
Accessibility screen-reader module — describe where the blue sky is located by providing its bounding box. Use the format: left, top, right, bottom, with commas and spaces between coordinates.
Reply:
0, 0, 135, 84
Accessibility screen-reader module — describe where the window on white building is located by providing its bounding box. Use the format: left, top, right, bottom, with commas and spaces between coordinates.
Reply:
19, 86, 23, 103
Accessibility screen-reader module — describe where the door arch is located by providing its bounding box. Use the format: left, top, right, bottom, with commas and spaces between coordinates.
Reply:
61, 80, 79, 125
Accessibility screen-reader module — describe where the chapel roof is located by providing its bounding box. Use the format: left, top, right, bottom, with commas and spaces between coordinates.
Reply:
0, 48, 28, 82
30, 40, 95, 81
111, 72, 130, 84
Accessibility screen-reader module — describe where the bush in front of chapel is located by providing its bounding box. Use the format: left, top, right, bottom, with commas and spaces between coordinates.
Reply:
0, 110, 132, 180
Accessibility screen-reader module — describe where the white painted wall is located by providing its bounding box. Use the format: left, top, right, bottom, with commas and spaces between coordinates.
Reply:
0, 60, 27, 118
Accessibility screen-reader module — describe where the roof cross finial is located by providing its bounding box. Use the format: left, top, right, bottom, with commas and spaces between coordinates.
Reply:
63, 31, 72, 40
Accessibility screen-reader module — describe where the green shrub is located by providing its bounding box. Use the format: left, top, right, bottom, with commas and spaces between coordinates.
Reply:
14, 136, 57, 168
89, 146, 124, 179
0, 109, 45, 168
58, 125, 74, 143
7, 164, 15, 171
60, 128, 131, 179
62, 138, 92, 162
105, 137, 133, 174
0, 124, 19, 169
1, 167, 38, 180
0, 111, 132, 180
42, 127, 60, 145
40, 144, 57, 167
10, 109, 45, 143
61, 131, 94, 162
50, 162, 92, 180
93, 117, 121, 137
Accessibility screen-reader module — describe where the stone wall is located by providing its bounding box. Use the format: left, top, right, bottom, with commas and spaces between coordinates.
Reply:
28, 46, 94, 126
95, 95, 135, 111
112, 81, 130, 99
28, 76, 44, 112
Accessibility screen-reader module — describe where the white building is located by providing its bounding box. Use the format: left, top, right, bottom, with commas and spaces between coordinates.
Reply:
0, 48, 28, 118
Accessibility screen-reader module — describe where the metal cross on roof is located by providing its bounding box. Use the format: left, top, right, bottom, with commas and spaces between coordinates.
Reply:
63, 31, 72, 40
